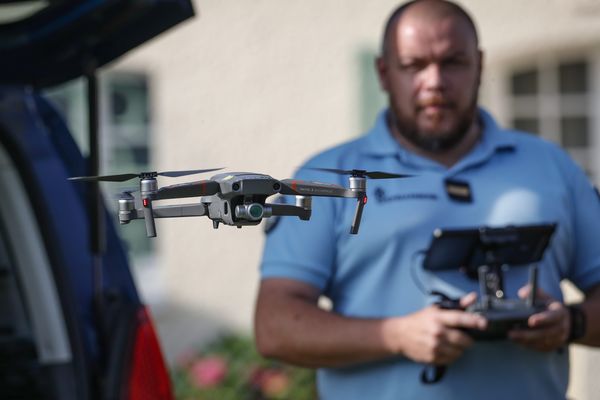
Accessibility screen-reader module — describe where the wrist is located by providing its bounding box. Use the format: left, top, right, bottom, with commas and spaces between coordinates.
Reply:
380, 316, 405, 356
566, 304, 587, 343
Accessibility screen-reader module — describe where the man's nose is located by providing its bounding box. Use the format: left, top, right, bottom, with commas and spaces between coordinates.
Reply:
422, 63, 445, 91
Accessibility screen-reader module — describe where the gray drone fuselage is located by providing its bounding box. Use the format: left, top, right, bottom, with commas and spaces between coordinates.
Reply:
202, 172, 282, 227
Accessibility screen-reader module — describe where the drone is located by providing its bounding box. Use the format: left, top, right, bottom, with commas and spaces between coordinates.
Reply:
69, 168, 411, 237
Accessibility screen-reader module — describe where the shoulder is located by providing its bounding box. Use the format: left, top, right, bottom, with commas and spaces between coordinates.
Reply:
494, 122, 580, 170
481, 109, 563, 156
499, 128, 590, 192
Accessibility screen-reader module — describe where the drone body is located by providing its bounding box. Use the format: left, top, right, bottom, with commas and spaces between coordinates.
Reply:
70, 168, 410, 237
202, 172, 287, 229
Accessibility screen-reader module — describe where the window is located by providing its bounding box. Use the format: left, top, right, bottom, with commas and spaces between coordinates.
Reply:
511, 69, 538, 96
44, 72, 154, 260
359, 49, 387, 133
508, 58, 591, 173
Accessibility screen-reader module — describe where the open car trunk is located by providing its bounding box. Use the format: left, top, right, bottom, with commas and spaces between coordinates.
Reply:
0, 1, 194, 398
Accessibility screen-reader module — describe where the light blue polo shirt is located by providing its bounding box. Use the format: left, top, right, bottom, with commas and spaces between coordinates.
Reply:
260, 109, 600, 400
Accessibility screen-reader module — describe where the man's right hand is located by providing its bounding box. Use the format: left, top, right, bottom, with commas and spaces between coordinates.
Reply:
385, 292, 486, 365
255, 279, 487, 368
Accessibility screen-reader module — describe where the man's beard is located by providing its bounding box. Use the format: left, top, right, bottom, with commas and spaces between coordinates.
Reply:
389, 94, 479, 153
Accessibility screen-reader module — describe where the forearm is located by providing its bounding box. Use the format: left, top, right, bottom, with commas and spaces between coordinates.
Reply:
254, 281, 401, 368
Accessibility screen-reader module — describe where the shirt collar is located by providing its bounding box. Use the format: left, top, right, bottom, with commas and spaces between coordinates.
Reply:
360, 108, 516, 172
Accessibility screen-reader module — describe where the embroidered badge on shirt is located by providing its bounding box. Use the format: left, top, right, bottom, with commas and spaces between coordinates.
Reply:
444, 179, 472, 203
374, 187, 438, 203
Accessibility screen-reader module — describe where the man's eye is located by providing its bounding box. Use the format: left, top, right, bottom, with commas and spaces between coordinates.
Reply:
399, 62, 424, 72
443, 59, 468, 68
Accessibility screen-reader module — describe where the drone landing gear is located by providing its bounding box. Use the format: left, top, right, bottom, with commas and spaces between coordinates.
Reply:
347, 175, 366, 234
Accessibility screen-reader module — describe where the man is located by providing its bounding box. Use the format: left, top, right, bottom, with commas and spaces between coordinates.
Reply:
254, 1, 600, 398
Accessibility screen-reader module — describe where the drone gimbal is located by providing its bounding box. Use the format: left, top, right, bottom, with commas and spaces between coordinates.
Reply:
69, 168, 411, 237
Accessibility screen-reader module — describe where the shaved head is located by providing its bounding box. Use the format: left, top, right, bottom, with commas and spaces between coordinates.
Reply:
381, 0, 479, 58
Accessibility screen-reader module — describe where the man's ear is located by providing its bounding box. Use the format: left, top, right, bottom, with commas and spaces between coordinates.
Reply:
375, 56, 390, 92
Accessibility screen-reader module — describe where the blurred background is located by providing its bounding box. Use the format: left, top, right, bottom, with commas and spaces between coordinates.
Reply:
40, 0, 600, 398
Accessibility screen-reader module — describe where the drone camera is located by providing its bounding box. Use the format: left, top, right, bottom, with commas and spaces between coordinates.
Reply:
235, 203, 265, 221
232, 182, 241, 191
273, 182, 281, 192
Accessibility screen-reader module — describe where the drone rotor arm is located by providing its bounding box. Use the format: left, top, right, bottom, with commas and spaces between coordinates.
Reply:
155, 180, 220, 200
266, 203, 311, 221
152, 204, 208, 218
280, 179, 354, 198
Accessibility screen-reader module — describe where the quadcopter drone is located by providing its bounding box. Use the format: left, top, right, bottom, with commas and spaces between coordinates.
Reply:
69, 167, 410, 237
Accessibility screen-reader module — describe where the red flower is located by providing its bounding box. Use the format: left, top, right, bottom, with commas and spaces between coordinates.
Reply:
249, 367, 290, 397
189, 356, 228, 388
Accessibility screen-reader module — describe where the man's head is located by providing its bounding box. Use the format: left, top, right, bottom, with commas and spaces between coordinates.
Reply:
376, 0, 482, 153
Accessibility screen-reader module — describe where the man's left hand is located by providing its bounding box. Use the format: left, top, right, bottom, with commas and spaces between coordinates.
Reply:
508, 285, 570, 352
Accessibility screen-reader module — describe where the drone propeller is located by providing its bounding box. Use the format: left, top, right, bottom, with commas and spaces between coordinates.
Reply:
306, 167, 411, 179
69, 167, 224, 182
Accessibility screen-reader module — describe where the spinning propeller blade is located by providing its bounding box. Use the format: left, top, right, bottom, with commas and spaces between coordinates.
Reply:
69, 173, 139, 182
69, 167, 224, 182
306, 167, 411, 179
158, 168, 223, 178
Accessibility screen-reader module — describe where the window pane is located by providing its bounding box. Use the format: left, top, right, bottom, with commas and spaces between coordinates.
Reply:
512, 118, 539, 134
559, 61, 587, 94
107, 74, 152, 258
511, 69, 538, 95
561, 116, 588, 147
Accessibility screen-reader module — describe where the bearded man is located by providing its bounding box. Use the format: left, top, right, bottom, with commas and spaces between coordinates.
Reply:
254, 1, 600, 399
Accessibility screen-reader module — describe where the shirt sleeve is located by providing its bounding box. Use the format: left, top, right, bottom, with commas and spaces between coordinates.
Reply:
259, 167, 341, 292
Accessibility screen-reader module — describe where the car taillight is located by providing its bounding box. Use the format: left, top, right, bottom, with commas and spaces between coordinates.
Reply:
127, 307, 174, 400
